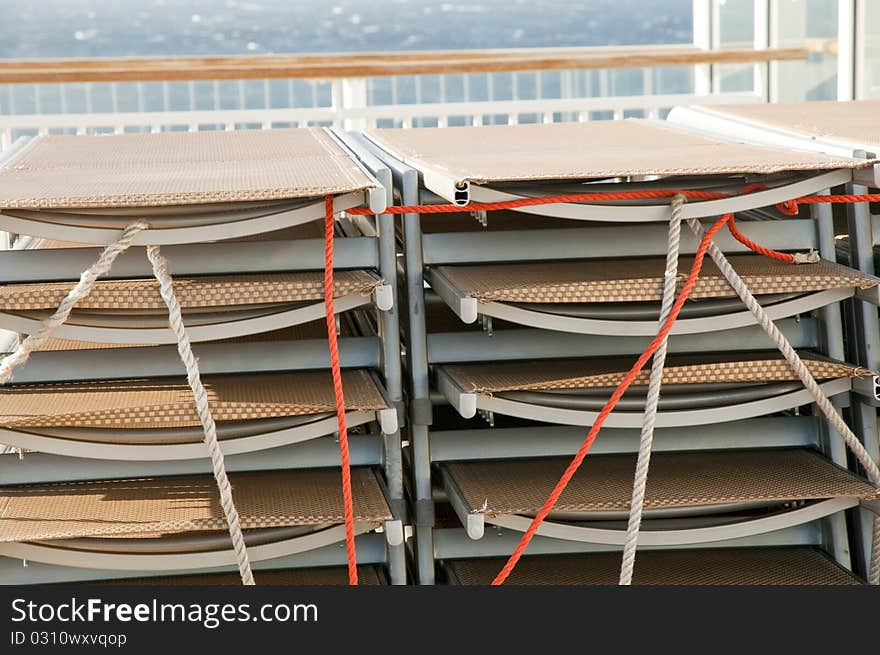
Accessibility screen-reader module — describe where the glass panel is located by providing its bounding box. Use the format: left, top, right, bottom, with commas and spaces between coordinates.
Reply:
860, 1, 880, 98
773, 0, 838, 101
715, 0, 756, 92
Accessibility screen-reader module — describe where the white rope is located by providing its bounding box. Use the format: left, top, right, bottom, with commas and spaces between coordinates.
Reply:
686, 217, 880, 584
0, 221, 147, 383
871, 517, 880, 586
619, 194, 684, 586
146, 245, 255, 586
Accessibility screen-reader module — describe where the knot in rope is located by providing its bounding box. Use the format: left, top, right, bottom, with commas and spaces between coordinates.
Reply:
792, 249, 821, 264
776, 199, 801, 216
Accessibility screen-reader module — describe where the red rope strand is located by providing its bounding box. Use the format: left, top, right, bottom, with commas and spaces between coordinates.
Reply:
324, 195, 358, 586
346, 190, 880, 217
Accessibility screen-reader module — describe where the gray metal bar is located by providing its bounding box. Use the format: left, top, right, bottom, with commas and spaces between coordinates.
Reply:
477, 288, 852, 337
435, 367, 476, 418
0, 435, 383, 485
362, 133, 434, 582
426, 268, 478, 323
411, 424, 435, 584
0, 533, 387, 585
0, 294, 372, 346
845, 179, 880, 578
6, 337, 381, 383
453, 377, 851, 429
427, 318, 817, 363
0, 237, 379, 282
432, 523, 821, 560
333, 131, 406, 536
428, 417, 820, 462
440, 467, 484, 540
813, 192, 854, 568
365, 136, 432, 424
854, 285, 880, 305
422, 219, 818, 265
0, 522, 380, 570
402, 188, 432, 423
847, 182, 880, 370
862, 499, 880, 517
386, 542, 407, 585
0, 409, 379, 461
377, 194, 403, 406
488, 498, 857, 547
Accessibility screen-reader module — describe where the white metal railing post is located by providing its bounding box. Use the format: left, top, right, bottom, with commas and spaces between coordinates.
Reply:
838, 0, 857, 100
692, 0, 714, 95
754, 0, 771, 102
767, 0, 780, 102
710, 0, 723, 94
338, 77, 368, 131
330, 80, 342, 128
854, 0, 867, 99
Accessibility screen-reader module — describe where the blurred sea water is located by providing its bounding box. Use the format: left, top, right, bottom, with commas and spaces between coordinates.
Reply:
0, 0, 692, 57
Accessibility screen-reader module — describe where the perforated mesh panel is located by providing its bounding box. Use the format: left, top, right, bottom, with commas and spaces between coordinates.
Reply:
0, 468, 392, 542
446, 548, 862, 585
444, 449, 877, 516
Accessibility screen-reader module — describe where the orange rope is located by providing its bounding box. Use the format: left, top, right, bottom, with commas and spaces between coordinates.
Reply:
725, 183, 798, 263
345, 188, 729, 216
346, 190, 880, 217
324, 195, 358, 585
347, 189, 880, 264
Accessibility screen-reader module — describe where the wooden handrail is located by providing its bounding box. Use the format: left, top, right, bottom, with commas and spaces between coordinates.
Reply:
0, 45, 807, 84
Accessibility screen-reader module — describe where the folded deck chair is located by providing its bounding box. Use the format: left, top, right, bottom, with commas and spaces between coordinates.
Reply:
0, 368, 396, 460
365, 119, 871, 215
430, 255, 879, 335
0, 206, 389, 345
436, 351, 872, 427
0, 270, 384, 344
0, 129, 382, 245
0, 467, 394, 570
444, 548, 863, 585
439, 448, 877, 543
27, 318, 351, 352
669, 100, 880, 165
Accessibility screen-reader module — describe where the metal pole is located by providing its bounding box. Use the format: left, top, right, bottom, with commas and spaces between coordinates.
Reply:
845, 178, 880, 577
815, 193, 853, 568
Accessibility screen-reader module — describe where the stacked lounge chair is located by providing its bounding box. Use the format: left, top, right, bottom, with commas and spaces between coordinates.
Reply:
360, 119, 880, 585
668, 100, 880, 575
0, 128, 406, 584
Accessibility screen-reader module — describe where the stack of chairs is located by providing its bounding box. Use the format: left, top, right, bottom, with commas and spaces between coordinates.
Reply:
0, 128, 405, 584
669, 100, 880, 576
362, 119, 880, 584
